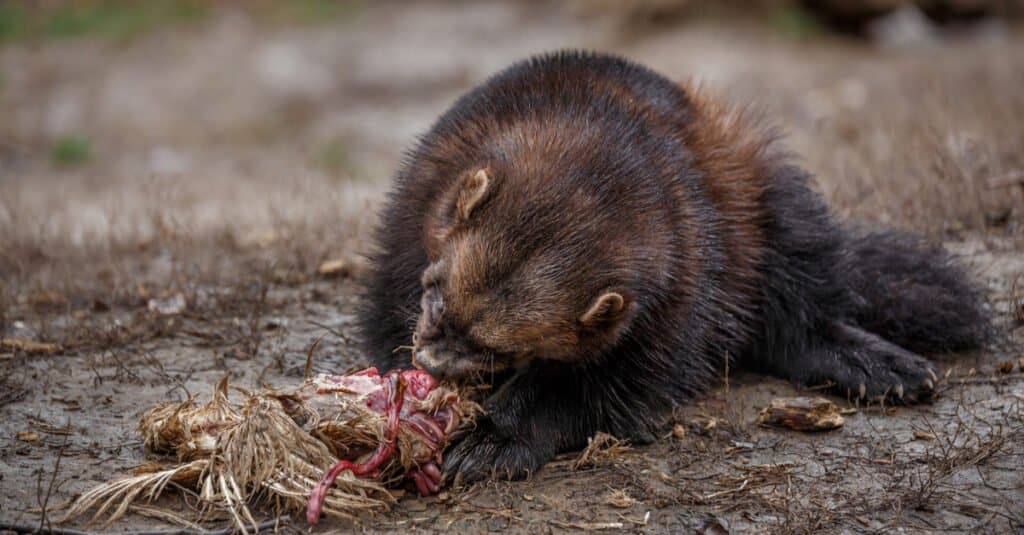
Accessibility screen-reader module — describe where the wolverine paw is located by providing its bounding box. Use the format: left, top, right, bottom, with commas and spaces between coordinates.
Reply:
441, 418, 548, 487
830, 324, 939, 404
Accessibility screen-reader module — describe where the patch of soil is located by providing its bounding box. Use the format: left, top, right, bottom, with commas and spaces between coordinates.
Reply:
2, 239, 1022, 533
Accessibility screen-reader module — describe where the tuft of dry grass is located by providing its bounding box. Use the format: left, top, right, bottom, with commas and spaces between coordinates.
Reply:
60, 369, 474, 531
572, 432, 633, 470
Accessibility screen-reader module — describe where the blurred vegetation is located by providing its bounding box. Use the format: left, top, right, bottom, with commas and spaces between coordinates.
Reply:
0, 6, 26, 41
0, 1, 207, 43
0, 0, 362, 45
318, 139, 354, 177
262, 0, 359, 24
51, 135, 92, 166
770, 5, 824, 39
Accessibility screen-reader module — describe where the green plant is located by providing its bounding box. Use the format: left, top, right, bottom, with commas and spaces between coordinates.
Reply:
771, 6, 822, 40
0, 5, 27, 42
51, 136, 92, 166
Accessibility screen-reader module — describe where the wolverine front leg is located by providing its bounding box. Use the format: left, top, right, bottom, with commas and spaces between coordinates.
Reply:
442, 365, 595, 486
441, 361, 663, 485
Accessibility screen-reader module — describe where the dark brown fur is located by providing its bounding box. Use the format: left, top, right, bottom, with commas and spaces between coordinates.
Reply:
358, 51, 991, 484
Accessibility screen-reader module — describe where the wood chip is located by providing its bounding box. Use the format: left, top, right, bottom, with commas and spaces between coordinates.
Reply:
16, 431, 40, 442
757, 397, 844, 431
317, 258, 351, 277
913, 431, 936, 441
1, 338, 62, 355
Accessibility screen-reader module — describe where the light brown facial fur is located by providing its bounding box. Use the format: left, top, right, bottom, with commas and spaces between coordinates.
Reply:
412, 164, 635, 379
407, 77, 778, 382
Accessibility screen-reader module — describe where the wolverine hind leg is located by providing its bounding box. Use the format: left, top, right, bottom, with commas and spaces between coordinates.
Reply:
749, 164, 944, 403
785, 321, 939, 403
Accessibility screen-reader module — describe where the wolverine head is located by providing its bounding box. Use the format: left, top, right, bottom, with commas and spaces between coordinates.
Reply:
411, 162, 647, 380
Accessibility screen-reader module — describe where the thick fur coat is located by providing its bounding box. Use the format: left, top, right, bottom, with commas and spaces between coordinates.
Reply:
358, 51, 990, 483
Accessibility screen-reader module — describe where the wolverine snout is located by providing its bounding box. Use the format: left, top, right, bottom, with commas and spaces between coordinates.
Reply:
413, 331, 506, 380
412, 344, 476, 380
412, 346, 445, 377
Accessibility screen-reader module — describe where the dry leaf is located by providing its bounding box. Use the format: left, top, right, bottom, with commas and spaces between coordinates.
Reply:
317, 258, 351, 277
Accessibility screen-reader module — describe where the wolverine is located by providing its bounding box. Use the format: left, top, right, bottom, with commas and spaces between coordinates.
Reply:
358, 51, 990, 484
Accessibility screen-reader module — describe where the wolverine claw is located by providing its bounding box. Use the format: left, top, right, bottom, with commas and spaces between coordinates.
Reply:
824, 324, 940, 405
441, 418, 545, 486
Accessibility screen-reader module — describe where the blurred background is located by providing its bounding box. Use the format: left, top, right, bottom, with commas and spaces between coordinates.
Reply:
1, 0, 1023, 305
2, 5, 1023, 531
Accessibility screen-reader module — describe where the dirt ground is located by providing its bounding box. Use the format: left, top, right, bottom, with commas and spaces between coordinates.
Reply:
2, 2, 1023, 533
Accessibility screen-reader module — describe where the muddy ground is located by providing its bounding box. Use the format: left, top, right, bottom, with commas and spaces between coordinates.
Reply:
1, 1, 1023, 533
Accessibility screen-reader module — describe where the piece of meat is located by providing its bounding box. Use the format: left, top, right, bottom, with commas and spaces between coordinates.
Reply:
307, 373, 405, 526
300, 368, 461, 525
62, 367, 468, 531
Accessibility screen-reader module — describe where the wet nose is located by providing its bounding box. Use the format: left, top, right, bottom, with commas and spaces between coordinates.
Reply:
413, 347, 448, 379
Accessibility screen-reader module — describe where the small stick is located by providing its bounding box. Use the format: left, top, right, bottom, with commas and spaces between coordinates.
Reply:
37, 419, 71, 532
304, 334, 327, 381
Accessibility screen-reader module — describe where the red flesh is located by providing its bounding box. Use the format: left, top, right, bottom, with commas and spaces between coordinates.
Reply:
306, 373, 406, 526
409, 464, 441, 495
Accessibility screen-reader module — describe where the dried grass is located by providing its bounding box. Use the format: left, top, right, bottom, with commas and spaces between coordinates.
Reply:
60, 371, 474, 532
572, 432, 633, 470
796, 44, 1024, 236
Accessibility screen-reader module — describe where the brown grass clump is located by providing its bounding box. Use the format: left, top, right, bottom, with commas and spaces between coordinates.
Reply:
60, 369, 475, 532
572, 432, 633, 470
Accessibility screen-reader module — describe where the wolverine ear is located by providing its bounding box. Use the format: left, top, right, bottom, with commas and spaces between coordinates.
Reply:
455, 168, 490, 222
579, 291, 627, 326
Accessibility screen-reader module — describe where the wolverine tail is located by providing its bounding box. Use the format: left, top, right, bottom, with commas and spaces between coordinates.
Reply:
841, 229, 992, 354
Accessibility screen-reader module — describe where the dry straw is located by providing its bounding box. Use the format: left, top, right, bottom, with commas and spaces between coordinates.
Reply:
60, 370, 475, 533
